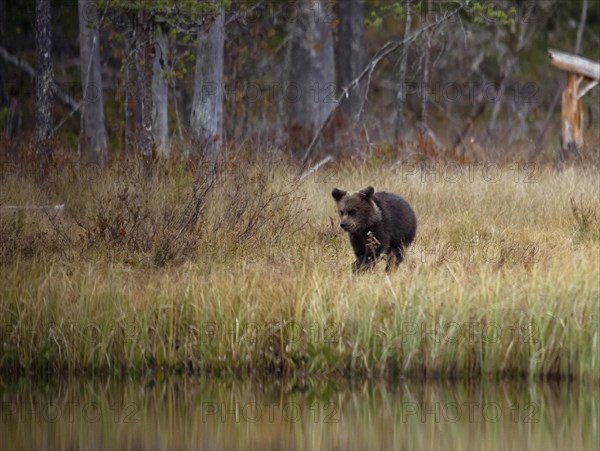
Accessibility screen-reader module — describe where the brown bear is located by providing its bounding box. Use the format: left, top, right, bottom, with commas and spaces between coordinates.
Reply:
332, 186, 416, 272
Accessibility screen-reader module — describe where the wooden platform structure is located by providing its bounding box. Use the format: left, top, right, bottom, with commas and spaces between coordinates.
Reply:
548, 49, 600, 159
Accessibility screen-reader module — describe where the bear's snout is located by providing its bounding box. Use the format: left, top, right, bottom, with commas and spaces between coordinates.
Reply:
340, 222, 348, 230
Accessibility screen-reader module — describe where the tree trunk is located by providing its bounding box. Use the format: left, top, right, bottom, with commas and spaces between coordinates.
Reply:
190, 6, 224, 166
0, 0, 6, 40
395, 0, 412, 140
334, 0, 364, 120
152, 22, 169, 156
0, 0, 7, 106
34, 0, 54, 162
78, 0, 107, 166
287, 0, 336, 155
419, 0, 432, 134
137, 11, 155, 177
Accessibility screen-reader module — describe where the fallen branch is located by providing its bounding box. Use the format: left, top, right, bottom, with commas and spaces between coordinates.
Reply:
548, 48, 600, 81
0, 45, 80, 111
300, 155, 334, 182
300, 2, 466, 167
1, 204, 65, 214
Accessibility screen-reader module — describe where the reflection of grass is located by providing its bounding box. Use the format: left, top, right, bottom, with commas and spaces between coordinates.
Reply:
1, 378, 598, 450
0, 159, 598, 380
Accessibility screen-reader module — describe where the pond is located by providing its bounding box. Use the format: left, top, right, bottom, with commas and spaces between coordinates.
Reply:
1, 377, 597, 450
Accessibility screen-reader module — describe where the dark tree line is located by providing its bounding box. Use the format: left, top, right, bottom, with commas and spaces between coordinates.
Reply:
0, 0, 598, 169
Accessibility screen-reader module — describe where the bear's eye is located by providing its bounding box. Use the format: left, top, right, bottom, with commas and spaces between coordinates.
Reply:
348, 208, 357, 216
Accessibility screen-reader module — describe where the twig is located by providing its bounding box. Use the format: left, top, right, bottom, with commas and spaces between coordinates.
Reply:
364, 124, 372, 158
225, 1, 264, 26
300, 2, 466, 167
299, 155, 334, 181
575, 0, 588, 55
531, 90, 561, 159
172, 85, 184, 142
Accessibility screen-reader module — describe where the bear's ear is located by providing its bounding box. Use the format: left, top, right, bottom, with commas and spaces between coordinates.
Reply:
359, 186, 374, 199
332, 188, 346, 201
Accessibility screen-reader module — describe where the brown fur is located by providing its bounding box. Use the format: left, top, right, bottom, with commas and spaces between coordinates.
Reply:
332, 186, 417, 272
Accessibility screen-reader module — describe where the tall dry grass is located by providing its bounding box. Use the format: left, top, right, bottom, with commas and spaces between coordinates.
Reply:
0, 156, 598, 380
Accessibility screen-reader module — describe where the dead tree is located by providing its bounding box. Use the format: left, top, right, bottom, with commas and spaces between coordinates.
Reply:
548, 49, 599, 159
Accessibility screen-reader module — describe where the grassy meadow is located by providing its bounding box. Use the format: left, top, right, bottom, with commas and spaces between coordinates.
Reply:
0, 155, 599, 381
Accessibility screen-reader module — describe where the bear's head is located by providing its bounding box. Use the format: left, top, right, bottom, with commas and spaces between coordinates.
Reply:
331, 186, 382, 233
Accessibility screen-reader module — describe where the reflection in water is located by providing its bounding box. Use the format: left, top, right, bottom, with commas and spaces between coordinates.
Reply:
1, 377, 597, 450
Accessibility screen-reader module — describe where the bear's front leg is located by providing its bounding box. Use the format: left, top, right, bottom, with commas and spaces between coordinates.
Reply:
384, 244, 407, 271
352, 251, 377, 273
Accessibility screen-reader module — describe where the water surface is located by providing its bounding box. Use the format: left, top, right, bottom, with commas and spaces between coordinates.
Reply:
1, 377, 597, 450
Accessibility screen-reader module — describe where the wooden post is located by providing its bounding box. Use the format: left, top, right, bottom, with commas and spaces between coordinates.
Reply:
548, 49, 600, 159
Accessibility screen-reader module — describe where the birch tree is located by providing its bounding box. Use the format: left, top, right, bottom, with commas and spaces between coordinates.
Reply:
152, 22, 169, 156
420, 0, 433, 134
137, 10, 155, 177
395, 0, 413, 140
34, 0, 54, 162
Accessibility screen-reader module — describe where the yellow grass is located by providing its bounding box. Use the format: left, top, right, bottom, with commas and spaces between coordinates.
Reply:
0, 158, 598, 380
